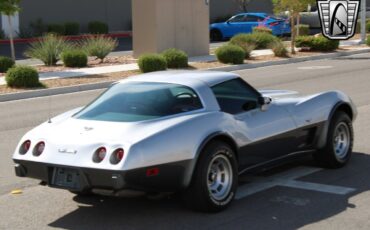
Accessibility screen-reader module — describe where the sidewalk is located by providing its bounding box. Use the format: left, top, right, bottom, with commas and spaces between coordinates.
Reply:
0, 39, 364, 86
0, 49, 275, 86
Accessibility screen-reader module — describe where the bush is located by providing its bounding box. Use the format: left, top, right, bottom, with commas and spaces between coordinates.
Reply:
215, 44, 245, 64
81, 36, 118, 62
88, 21, 109, 34
17, 28, 34, 39
295, 35, 338, 51
230, 33, 277, 50
30, 18, 47, 37
253, 26, 272, 34
64, 22, 80, 36
0, 56, 15, 72
366, 35, 370, 47
5, 66, 40, 88
294, 24, 310, 36
228, 34, 255, 59
62, 50, 88, 67
25, 34, 72, 66
161, 48, 188, 68
271, 41, 288, 57
295, 35, 315, 48
0, 30, 5, 40
367, 21, 370, 33
311, 36, 339, 51
47, 24, 66, 35
138, 54, 167, 73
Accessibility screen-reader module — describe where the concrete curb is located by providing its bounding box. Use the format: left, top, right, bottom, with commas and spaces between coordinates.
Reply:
208, 48, 370, 72
1, 48, 369, 103
0, 81, 113, 102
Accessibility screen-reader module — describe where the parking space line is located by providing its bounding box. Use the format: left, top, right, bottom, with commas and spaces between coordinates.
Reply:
236, 166, 356, 200
279, 180, 356, 195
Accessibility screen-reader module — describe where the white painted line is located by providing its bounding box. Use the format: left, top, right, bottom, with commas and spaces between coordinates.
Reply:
235, 166, 356, 200
279, 180, 356, 195
297, 66, 333, 70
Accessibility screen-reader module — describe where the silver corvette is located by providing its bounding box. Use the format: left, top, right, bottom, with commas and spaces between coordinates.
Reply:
13, 71, 356, 212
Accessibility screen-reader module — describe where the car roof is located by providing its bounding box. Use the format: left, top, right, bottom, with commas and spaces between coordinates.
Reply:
237, 12, 268, 17
119, 70, 240, 87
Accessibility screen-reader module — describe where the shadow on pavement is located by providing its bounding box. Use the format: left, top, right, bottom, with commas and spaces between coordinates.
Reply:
48, 152, 370, 230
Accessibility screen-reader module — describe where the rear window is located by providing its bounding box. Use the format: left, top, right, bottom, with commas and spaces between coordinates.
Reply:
74, 82, 203, 122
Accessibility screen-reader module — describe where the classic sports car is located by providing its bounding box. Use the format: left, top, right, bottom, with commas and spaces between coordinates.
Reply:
13, 71, 356, 212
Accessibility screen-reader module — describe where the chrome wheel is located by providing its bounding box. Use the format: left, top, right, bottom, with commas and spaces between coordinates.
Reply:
207, 153, 233, 201
333, 122, 350, 160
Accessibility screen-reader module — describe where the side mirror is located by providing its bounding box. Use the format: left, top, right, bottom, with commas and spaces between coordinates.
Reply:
258, 96, 272, 112
242, 101, 258, 111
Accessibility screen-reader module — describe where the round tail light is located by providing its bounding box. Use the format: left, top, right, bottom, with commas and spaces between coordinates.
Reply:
110, 148, 124, 164
93, 147, 106, 163
19, 140, 31, 155
33, 141, 45, 156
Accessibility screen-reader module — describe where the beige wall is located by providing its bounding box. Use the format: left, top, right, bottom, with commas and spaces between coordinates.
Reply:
133, 0, 210, 57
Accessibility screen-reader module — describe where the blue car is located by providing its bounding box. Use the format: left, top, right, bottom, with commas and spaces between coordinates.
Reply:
210, 13, 291, 41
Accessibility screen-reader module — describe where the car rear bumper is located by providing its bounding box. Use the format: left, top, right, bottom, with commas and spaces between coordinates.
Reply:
14, 159, 193, 193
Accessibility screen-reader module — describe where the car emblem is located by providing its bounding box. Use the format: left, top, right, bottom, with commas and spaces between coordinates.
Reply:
58, 149, 77, 154
317, 0, 360, 40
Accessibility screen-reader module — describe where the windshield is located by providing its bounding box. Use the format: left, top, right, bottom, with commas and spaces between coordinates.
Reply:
74, 82, 203, 122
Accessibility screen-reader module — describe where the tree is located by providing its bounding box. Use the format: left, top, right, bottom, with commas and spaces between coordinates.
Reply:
235, 0, 252, 13
272, 0, 314, 54
0, 0, 21, 61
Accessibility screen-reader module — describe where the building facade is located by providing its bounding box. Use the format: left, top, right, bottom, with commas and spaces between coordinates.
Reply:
1, 0, 273, 35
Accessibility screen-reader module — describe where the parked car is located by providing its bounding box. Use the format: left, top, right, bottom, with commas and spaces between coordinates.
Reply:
210, 13, 291, 41
13, 71, 356, 212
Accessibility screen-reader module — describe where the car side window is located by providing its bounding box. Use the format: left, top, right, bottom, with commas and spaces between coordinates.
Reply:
211, 79, 260, 114
243, 15, 263, 22
228, 15, 246, 23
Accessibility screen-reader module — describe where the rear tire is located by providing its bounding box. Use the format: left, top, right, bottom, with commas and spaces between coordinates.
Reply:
183, 141, 238, 212
313, 112, 353, 168
210, 30, 223, 42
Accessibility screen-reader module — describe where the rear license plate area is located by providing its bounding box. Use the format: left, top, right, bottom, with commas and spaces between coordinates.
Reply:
51, 167, 81, 189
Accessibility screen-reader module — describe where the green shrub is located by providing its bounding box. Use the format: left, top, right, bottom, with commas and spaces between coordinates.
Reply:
311, 36, 339, 51
81, 36, 118, 62
0, 56, 15, 73
17, 28, 34, 39
295, 35, 338, 51
295, 35, 315, 48
215, 44, 245, 64
253, 26, 272, 34
230, 33, 277, 50
271, 41, 288, 57
294, 24, 310, 36
138, 54, 167, 73
0, 30, 5, 40
161, 48, 188, 68
5, 66, 40, 88
228, 34, 256, 58
30, 18, 47, 37
366, 21, 370, 33
61, 50, 88, 67
25, 34, 72, 66
88, 21, 109, 34
47, 24, 66, 35
64, 22, 80, 36
366, 35, 370, 46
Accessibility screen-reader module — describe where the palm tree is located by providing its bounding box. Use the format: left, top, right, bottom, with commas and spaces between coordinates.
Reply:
0, 0, 21, 61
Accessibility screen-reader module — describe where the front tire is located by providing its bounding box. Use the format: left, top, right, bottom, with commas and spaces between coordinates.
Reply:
313, 112, 353, 168
183, 141, 238, 212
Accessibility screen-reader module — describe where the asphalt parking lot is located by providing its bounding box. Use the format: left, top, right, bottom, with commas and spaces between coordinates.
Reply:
1, 53, 370, 229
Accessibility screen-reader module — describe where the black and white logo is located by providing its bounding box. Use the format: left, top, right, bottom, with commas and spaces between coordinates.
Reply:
317, 0, 360, 40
